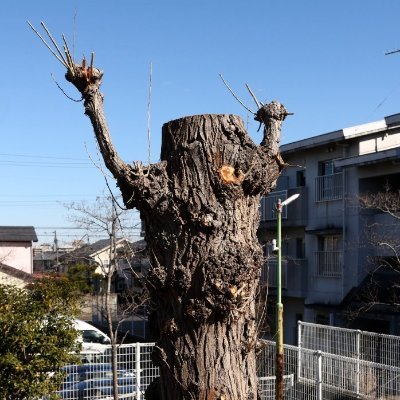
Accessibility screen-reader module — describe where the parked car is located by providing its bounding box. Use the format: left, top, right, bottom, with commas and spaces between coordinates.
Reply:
58, 376, 137, 399
61, 363, 135, 390
74, 319, 111, 354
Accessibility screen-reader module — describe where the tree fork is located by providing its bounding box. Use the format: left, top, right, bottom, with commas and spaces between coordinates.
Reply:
64, 61, 287, 399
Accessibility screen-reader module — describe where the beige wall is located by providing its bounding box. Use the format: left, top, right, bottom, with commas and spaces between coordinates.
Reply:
0, 242, 33, 274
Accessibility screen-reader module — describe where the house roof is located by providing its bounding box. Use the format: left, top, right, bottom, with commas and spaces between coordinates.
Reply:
62, 237, 140, 261
84, 238, 114, 255
0, 226, 38, 242
334, 148, 400, 169
280, 112, 400, 155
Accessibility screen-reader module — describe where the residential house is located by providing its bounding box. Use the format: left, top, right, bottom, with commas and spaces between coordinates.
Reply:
58, 237, 149, 333
0, 226, 38, 274
33, 242, 74, 272
60, 237, 143, 279
0, 226, 38, 287
259, 113, 400, 343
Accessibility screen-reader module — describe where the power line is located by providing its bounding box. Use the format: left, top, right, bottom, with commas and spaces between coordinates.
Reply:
0, 161, 94, 169
0, 153, 95, 169
1, 194, 96, 197
0, 153, 91, 161
35, 225, 141, 230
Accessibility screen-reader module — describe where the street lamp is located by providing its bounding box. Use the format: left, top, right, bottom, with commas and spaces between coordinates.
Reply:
275, 193, 300, 400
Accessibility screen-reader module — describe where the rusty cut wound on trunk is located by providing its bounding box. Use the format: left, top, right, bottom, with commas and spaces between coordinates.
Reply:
62, 63, 286, 399
218, 165, 245, 185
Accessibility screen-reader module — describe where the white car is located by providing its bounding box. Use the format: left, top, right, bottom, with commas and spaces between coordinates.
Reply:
74, 319, 111, 354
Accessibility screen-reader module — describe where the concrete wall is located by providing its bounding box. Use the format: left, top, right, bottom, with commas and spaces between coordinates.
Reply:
0, 270, 27, 288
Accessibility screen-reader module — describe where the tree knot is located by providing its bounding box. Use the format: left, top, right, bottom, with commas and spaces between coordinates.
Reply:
218, 165, 244, 185
161, 318, 179, 336
65, 61, 103, 94
254, 101, 289, 124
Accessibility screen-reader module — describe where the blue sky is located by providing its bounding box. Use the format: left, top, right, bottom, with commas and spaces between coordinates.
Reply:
2, 0, 400, 244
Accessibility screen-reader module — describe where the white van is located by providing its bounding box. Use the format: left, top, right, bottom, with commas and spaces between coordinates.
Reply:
74, 319, 111, 353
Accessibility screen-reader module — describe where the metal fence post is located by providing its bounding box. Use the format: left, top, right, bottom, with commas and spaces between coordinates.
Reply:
297, 321, 302, 381
136, 342, 142, 400
316, 350, 322, 400
356, 330, 361, 397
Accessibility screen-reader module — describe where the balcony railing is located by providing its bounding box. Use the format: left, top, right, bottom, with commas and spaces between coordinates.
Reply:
314, 251, 342, 278
260, 190, 288, 221
261, 259, 287, 288
315, 172, 343, 202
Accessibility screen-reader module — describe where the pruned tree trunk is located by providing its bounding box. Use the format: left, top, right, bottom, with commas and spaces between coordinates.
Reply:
65, 63, 287, 400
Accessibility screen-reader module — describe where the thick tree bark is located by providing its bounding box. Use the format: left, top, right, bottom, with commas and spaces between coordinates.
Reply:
66, 63, 287, 400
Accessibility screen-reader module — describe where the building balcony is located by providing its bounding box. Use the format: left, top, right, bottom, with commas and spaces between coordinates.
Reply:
261, 258, 307, 298
315, 172, 343, 202
314, 251, 342, 278
261, 258, 287, 289
260, 186, 308, 228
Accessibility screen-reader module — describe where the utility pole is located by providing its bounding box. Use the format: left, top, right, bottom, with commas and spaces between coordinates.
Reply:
275, 194, 299, 400
53, 231, 59, 269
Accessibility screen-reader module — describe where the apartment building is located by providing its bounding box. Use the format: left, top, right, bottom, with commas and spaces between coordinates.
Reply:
259, 113, 400, 344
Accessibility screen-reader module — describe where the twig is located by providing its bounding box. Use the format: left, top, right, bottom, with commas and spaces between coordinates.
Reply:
385, 49, 400, 56
62, 34, 75, 76
90, 52, 95, 72
85, 142, 129, 211
63, 45, 72, 68
72, 10, 77, 60
27, 21, 68, 68
62, 34, 72, 61
147, 62, 152, 165
104, 174, 128, 211
40, 22, 69, 67
245, 83, 263, 108
51, 73, 83, 102
219, 74, 254, 114
84, 141, 113, 180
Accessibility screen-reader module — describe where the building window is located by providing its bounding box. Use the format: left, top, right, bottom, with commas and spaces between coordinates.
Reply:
315, 235, 342, 278
315, 314, 329, 325
318, 235, 342, 252
296, 238, 305, 259
296, 170, 306, 187
319, 160, 335, 176
315, 160, 343, 202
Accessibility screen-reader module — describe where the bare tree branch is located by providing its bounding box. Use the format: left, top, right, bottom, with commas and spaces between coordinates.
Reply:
147, 62, 152, 166
27, 21, 68, 68
219, 74, 254, 114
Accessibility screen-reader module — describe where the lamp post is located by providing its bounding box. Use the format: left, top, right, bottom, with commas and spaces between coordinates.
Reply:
275, 193, 300, 400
